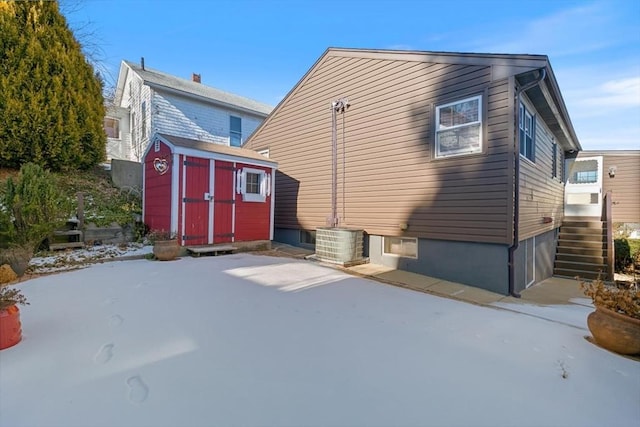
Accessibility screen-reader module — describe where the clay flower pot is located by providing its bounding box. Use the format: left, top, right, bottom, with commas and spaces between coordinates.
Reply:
587, 306, 640, 355
153, 240, 180, 261
0, 305, 23, 350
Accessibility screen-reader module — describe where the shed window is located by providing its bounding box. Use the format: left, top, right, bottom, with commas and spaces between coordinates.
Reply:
435, 95, 482, 158
383, 237, 418, 258
245, 173, 260, 194
237, 167, 270, 202
230, 116, 242, 147
104, 117, 120, 139
519, 103, 536, 162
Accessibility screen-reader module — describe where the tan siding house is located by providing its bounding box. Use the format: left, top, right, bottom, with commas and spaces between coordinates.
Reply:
576, 150, 640, 224
246, 48, 581, 295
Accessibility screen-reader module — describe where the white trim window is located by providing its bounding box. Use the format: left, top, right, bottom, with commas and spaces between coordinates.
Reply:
435, 95, 482, 158
230, 116, 242, 147
104, 117, 120, 139
383, 236, 418, 258
236, 167, 271, 203
519, 103, 536, 162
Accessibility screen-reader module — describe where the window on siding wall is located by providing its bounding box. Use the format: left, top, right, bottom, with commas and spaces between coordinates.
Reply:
551, 141, 558, 179
230, 116, 242, 147
141, 101, 147, 139
104, 117, 120, 139
130, 112, 136, 139
519, 103, 535, 162
435, 95, 482, 158
383, 237, 418, 258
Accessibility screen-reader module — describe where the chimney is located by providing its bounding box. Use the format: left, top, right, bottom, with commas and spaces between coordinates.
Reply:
141, 57, 145, 70
192, 73, 201, 83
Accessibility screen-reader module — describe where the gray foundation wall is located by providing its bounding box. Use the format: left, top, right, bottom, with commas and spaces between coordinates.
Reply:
368, 236, 510, 295
275, 227, 560, 296
275, 228, 301, 247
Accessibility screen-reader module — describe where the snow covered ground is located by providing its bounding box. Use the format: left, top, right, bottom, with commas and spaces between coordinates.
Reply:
1, 254, 638, 427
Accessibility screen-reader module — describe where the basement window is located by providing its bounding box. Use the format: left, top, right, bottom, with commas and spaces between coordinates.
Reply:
383, 237, 418, 258
435, 95, 482, 158
299, 230, 316, 246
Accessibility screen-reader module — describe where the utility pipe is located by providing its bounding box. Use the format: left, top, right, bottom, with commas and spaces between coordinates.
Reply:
330, 98, 349, 228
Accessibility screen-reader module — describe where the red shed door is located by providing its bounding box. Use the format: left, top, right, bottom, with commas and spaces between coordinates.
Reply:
183, 157, 210, 246
214, 161, 234, 243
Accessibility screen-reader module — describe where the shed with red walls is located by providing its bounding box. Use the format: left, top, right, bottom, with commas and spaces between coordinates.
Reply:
143, 133, 277, 246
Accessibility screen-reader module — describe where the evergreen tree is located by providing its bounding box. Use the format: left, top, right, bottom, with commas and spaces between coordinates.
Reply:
0, 0, 106, 171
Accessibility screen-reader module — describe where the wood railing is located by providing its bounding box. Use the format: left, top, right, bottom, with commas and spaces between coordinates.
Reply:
603, 191, 614, 282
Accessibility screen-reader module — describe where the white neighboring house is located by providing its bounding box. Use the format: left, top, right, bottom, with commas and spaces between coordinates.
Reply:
105, 59, 273, 162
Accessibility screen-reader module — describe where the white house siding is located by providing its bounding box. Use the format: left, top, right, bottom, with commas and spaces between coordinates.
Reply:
152, 91, 265, 147
105, 106, 133, 161
518, 94, 565, 241
118, 71, 151, 161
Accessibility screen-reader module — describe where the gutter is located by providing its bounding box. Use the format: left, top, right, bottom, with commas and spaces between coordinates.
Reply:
508, 67, 546, 298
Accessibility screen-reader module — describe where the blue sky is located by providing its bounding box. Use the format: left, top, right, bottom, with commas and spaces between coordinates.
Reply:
64, 0, 640, 150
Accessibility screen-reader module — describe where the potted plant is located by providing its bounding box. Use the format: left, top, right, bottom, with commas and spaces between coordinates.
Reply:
147, 229, 180, 261
580, 277, 640, 355
0, 279, 29, 350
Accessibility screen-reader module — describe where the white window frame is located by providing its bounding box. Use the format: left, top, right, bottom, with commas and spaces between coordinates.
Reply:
383, 236, 418, 259
519, 103, 535, 163
104, 117, 121, 139
230, 116, 242, 147
141, 101, 147, 139
236, 167, 270, 203
435, 95, 483, 158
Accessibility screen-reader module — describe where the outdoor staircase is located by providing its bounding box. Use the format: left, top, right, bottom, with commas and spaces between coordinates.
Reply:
554, 217, 609, 281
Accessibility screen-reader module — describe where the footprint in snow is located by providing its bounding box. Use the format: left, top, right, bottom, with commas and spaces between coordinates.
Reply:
102, 297, 118, 306
94, 343, 114, 364
126, 376, 149, 404
109, 314, 124, 327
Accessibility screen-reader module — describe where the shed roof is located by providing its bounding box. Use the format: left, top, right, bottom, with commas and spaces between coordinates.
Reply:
122, 60, 273, 117
156, 133, 277, 167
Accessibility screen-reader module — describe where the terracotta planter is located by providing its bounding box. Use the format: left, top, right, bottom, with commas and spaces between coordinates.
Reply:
0, 305, 23, 350
153, 240, 180, 261
587, 306, 640, 355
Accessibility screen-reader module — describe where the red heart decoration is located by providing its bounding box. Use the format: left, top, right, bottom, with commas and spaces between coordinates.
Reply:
153, 158, 169, 175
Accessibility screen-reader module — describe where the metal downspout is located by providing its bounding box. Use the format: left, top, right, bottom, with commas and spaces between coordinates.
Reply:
508, 68, 546, 298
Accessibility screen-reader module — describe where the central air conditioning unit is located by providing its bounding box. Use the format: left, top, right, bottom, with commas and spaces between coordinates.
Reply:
315, 227, 365, 266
